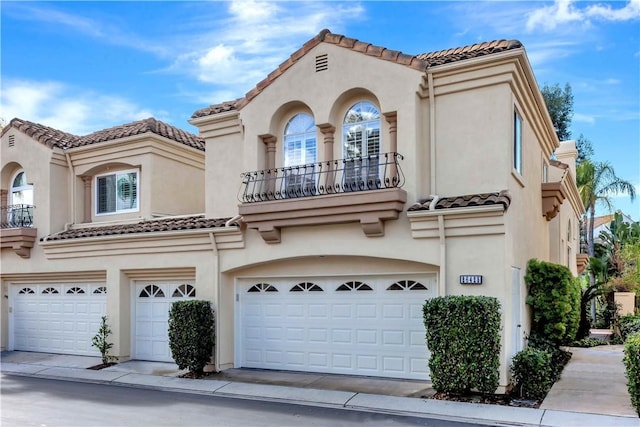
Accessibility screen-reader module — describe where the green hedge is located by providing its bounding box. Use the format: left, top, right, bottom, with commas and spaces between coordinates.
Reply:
620, 315, 640, 342
525, 259, 581, 346
623, 332, 640, 416
511, 347, 554, 399
168, 300, 215, 373
423, 295, 501, 394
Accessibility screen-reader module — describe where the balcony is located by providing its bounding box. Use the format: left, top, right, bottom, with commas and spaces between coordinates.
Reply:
238, 153, 407, 243
1, 204, 37, 258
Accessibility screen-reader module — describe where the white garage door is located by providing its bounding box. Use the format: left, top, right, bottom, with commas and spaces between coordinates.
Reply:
12, 284, 107, 356
133, 282, 196, 362
237, 275, 435, 380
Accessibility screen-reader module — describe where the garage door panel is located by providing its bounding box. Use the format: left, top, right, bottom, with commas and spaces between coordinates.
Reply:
12, 284, 106, 356
239, 275, 435, 379
133, 282, 196, 362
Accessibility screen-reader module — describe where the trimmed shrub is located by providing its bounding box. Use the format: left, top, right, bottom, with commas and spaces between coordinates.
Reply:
620, 315, 640, 342
525, 259, 581, 346
623, 332, 640, 415
572, 337, 606, 348
423, 295, 501, 394
168, 300, 215, 373
511, 347, 554, 399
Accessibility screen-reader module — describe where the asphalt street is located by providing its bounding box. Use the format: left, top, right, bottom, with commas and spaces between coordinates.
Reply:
1, 374, 483, 427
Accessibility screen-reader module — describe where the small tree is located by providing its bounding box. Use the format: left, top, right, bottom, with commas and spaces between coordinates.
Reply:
92, 316, 117, 365
168, 300, 215, 374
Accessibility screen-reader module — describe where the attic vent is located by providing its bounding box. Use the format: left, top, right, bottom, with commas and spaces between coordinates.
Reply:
8, 135, 15, 147
315, 54, 328, 72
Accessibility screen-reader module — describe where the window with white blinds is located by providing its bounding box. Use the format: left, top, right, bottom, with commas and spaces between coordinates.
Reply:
96, 170, 138, 215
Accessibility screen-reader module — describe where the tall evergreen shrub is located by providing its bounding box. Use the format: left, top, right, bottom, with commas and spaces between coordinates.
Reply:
423, 295, 501, 394
623, 332, 640, 415
168, 300, 215, 373
525, 259, 581, 345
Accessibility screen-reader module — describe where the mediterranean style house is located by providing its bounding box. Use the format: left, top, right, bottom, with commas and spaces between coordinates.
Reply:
0, 30, 584, 390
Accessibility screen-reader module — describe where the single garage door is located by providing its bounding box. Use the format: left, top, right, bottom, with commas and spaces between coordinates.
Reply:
133, 282, 196, 362
12, 283, 107, 356
237, 275, 436, 380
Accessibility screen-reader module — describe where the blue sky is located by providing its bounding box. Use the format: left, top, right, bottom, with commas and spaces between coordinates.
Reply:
1, 0, 638, 219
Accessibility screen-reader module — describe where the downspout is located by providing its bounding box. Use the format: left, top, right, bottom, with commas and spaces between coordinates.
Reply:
438, 214, 446, 297
208, 232, 220, 372
429, 195, 446, 297
64, 151, 75, 226
428, 70, 437, 195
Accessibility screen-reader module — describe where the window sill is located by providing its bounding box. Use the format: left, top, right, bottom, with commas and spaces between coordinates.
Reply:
511, 169, 525, 188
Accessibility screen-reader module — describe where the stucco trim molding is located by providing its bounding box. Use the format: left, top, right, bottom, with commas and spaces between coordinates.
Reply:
576, 253, 590, 274
541, 182, 567, 221
0, 228, 37, 258
40, 227, 244, 259
407, 205, 507, 239
238, 188, 407, 243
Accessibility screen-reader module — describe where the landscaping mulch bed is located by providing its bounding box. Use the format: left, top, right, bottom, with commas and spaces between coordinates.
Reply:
429, 392, 540, 408
87, 362, 118, 370
179, 371, 215, 379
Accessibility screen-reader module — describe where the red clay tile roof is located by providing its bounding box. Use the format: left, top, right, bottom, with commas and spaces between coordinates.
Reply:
2, 118, 79, 149
415, 39, 522, 66
41, 215, 236, 241
192, 30, 522, 119
191, 99, 243, 119
4, 117, 204, 151
408, 190, 512, 212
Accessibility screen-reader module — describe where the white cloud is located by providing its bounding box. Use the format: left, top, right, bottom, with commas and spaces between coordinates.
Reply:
166, 1, 366, 103
573, 113, 596, 124
0, 79, 156, 135
526, 0, 640, 32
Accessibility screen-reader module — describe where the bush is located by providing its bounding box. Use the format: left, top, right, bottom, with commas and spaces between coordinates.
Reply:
525, 259, 581, 346
168, 300, 215, 373
423, 295, 501, 394
92, 315, 117, 365
511, 347, 554, 399
620, 315, 640, 342
572, 337, 606, 348
623, 332, 640, 416
527, 333, 572, 381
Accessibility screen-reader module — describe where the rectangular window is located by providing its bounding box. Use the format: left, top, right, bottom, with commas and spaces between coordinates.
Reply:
513, 111, 523, 175
96, 170, 138, 215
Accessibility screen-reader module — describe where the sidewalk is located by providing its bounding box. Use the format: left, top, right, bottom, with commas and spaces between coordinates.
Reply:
1, 349, 638, 427
541, 345, 637, 417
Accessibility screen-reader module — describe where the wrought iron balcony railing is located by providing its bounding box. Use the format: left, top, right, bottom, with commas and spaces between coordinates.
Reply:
239, 152, 404, 203
1, 204, 35, 228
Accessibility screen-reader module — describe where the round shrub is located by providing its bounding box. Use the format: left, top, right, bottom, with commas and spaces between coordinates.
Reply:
511, 347, 554, 400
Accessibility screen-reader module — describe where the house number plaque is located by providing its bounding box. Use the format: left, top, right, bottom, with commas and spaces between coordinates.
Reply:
459, 275, 483, 285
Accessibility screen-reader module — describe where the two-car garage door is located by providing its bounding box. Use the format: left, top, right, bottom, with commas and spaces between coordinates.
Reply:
11, 284, 106, 356
238, 275, 435, 380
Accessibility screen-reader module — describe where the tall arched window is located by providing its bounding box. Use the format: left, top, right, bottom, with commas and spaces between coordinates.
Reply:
343, 101, 381, 158
283, 113, 316, 167
283, 113, 317, 198
9, 170, 34, 227
342, 101, 381, 190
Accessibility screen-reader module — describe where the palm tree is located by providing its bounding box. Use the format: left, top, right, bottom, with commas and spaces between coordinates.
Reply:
576, 160, 636, 258
576, 160, 636, 322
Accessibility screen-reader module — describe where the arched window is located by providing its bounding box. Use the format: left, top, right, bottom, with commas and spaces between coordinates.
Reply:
9, 171, 34, 227
342, 102, 381, 190
343, 101, 381, 158
10, 171, 33, 206
283, 113, 317, 198
284, 113, 316, 167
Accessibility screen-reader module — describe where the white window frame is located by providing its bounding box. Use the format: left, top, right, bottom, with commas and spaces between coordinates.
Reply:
10, 170, 34, 206
95, 169, 139, 216
283, 113, 317, 167
513, 110, 523, 176
342, 101, 381, 159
